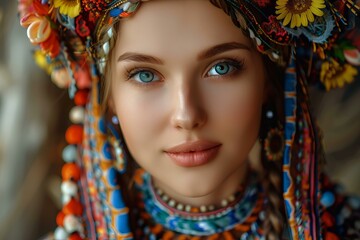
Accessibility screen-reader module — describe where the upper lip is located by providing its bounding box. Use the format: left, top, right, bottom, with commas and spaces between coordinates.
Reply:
164, 140, 221, 153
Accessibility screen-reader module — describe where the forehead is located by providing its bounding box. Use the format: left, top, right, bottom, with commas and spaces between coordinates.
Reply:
115, 0, 252, 58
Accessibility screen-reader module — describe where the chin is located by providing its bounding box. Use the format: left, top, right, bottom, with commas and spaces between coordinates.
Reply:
167, 170, 225, 197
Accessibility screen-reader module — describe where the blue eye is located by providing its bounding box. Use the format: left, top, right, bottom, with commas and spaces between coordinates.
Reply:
131, 70, 160, 83
207, 60, 244, 77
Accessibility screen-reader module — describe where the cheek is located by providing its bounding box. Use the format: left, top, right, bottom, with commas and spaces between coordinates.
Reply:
205, 71, 265, 165
112, 86, 166, 157
207, 76, 264, 136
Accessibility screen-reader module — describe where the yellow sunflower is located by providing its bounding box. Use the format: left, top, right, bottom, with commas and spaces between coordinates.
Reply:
54, 0, 81, 18
276, 0, 326, 28
320, 59, 358, 91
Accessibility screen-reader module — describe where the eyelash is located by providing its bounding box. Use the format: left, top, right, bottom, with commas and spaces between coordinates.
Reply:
205, 58, 245, 78
125, 58, 245, 86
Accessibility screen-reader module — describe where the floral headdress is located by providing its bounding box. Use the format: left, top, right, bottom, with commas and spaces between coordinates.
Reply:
18, 0, 359, 239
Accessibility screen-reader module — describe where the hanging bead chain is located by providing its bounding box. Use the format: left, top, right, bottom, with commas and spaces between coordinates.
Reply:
153, 183, 245, 215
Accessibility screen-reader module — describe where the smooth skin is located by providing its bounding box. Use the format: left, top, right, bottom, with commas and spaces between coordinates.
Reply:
109, 0, 267, 207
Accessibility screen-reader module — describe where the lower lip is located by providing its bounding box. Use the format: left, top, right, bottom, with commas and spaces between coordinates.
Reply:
165, 145, 221, 167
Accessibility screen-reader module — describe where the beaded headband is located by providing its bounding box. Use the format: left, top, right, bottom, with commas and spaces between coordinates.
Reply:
19, 0, 360, 239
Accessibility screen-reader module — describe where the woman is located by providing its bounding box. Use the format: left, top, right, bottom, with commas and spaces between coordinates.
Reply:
19, 0, 360, 239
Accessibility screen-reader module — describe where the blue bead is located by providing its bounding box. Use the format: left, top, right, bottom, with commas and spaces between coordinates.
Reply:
110, 8, 124, 17
102, 141, 113, 160
320, 191, 335, 207
115, 212, 131, 234
98, 118, 106, 133
111, 189, 126, 209
62, 145, 78, 162
107, 167, 118, 187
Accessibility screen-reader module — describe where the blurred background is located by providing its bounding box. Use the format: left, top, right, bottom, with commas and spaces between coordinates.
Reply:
0, 1, 359, 240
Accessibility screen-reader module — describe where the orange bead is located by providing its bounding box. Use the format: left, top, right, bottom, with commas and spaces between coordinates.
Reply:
223, 231, 235, 240
74, 90, 89, 106
120, 12, 130, 17
69, 233, 83, 240
63, 199, 83, 216
65, 125, 83, 144
56, 211, 65, 226
208, 234, 220, 240
162, 231, 174, 240
150, 224, 163, 234
234, 224, 250, 232
190, 207, 199, 213
62, 163, 81, 181
178, 235, 188, 240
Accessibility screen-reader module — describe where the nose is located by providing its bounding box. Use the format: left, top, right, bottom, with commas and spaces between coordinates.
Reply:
170, 81, 207, 130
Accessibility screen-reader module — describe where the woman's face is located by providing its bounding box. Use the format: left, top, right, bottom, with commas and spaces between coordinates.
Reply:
110, 0, 266, 201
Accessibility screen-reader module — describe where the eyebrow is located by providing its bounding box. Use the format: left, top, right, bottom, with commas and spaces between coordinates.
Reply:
197, 42, 251, 60
117, 42, 251, 64
117, 52, 164, 64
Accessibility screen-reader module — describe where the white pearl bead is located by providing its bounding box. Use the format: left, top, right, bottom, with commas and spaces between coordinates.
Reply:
62, 194, 73, 205
228, 194, 235, 202
161, 195, 169, 202
63, 214, 82, 233
208, 205, 215, 211
200, 205, 207, 212
61, 180, 78, 196
54, 227, 68, 240
62, 145, 78, 162
221, 199, 228, 207
176, 204, 184, 211
156, 188, 163, 195
185, 205, 192, 212
168, 199, 176, 207
115, 146, 122, 155
69, 106, 85, 124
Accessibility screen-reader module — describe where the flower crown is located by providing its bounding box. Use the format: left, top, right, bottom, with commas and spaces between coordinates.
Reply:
19, 0, 359, 95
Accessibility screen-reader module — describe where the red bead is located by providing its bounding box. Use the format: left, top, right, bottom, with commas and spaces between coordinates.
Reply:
325, 231, 340, 240
69, 233, 83, 240
65, 125, 83, 144
56, 211, 65, 226
321, 211, 335, 227
74, 90, 89, 106
62, 163, 81, 181
63, 199, 83, 216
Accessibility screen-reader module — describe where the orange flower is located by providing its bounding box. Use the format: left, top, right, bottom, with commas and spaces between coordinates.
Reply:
33, 0, 51, 16
40, 31, 61, 57
21, 13, 51, 44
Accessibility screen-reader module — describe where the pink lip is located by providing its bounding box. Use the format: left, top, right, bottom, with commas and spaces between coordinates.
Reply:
164, 140, 222, 167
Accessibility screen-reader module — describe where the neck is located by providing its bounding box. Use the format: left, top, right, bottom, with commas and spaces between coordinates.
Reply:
152, 162, 250, 208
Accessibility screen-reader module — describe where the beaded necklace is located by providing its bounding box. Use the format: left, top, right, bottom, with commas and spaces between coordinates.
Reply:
133, 170, 266, 239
